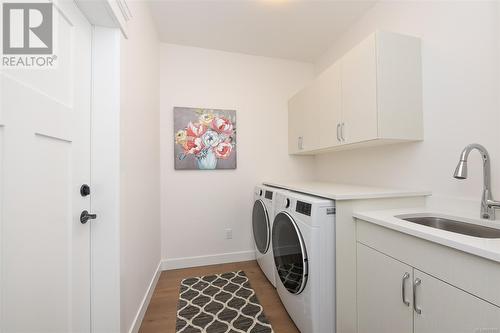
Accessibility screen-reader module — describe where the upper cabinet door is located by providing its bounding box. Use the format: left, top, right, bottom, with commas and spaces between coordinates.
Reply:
288, 84, 316, 154
341, 35, 378, 144
288, 64, 341, 153
288, 87, 306, 154
414, 270, 500, 333
314, 62, 342, 149
357, 243, 414, 333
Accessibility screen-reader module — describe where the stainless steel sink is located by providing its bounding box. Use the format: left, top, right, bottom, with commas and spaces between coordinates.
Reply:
396, 215, 500, 239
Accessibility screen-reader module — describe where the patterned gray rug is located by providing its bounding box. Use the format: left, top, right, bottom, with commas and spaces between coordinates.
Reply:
175, 271, 274, 333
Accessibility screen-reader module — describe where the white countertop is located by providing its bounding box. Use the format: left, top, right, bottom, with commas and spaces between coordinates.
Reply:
263, 180, 431, 200
354, 208, 500, 263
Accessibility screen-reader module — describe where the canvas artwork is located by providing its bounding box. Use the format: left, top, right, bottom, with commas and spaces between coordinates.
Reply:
174, 107, 237, 170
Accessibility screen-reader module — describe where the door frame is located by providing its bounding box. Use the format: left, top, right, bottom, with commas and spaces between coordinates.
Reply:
74, 1, 127, 332
89, 26, 121, 333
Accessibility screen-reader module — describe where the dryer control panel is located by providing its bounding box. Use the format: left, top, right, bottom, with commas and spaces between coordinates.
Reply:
296, 201, 312, 216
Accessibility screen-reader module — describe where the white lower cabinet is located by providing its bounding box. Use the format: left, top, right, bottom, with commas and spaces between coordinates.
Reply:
357, 243, 500, 333
357, 243, 413, 333
414, 270, 500, 333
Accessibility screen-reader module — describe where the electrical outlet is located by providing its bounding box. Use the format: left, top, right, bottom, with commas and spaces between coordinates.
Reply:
225, 228, 232, 239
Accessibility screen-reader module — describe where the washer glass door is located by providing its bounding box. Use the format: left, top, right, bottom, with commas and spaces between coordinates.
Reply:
252, 199, 270, 254
272, 212, 308, 294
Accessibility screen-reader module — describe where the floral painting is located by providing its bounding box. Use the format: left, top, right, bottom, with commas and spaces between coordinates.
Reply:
174, 107, 237, 170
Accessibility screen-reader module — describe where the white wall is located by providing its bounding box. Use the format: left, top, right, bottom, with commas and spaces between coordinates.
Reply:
120, 2, 161, 332
160, 44, 314, 264
314, 1, 500, 206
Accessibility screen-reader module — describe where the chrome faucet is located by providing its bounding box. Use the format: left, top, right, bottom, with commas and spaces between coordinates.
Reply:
453, 143, 499, 219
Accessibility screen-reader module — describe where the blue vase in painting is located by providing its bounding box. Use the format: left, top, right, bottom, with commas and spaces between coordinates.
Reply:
197, 150, 218, 170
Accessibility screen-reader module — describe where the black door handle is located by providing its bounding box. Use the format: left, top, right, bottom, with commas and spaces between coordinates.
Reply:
80, 210, 97, 224
80, 184, 91, 197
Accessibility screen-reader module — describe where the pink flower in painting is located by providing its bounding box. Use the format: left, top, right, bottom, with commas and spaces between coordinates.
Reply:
214, 142, 233, 159
184, 137, 204, 155
211, 117, 233, 134
186, 122, 207, 138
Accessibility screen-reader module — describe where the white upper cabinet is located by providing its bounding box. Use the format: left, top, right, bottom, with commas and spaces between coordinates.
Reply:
288, 31, 423, 155
288, 83, 312, 153
315, 62, 343, 149
340, 35, 378, 144
288, 62, 342, 153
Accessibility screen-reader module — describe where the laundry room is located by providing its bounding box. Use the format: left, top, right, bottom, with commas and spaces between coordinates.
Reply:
1, 1, 500, 333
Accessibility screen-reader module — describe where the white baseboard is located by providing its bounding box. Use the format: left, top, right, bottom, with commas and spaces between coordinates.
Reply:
128, 261, 162, 333
161, 250, 256, 271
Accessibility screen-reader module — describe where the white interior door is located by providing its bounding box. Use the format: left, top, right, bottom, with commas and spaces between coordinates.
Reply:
0, 1, 93, 332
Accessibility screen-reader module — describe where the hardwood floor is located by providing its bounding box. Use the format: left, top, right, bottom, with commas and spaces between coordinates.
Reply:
139, 260, 300, 333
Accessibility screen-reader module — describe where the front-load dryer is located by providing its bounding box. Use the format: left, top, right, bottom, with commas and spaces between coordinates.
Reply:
252, 185, 284, 287
272, 190, 336, 333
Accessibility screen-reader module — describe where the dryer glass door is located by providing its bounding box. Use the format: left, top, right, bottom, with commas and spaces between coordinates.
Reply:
252, 199, 270, 254
272, 212, 308, 294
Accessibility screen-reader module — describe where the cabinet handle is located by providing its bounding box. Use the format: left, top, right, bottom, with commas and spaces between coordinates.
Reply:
413, 278, 422, 314
341, 122, 346, 142
401, 272, 410, 306
336, 123, 341, 142
298, 136, 303, 150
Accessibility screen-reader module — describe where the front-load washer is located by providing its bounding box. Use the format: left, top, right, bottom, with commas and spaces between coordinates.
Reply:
272, 191, 336, 333
252, 185, 285, 287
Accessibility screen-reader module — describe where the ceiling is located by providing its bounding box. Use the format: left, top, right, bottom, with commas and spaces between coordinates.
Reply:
149, 0, 377, 63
